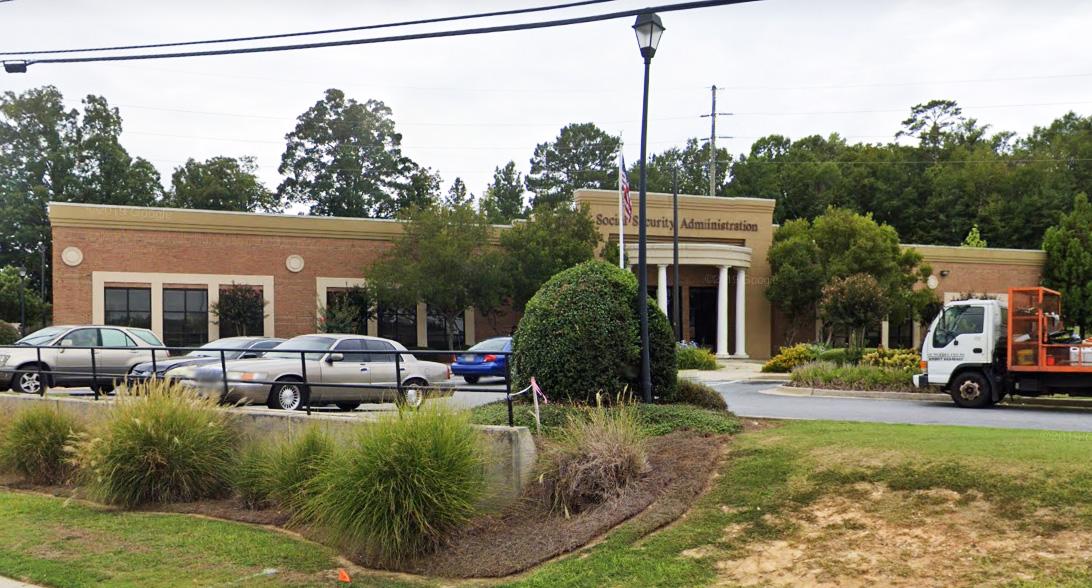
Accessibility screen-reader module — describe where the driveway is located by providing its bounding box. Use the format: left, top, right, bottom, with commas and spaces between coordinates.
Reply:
715, 380, 1092, 433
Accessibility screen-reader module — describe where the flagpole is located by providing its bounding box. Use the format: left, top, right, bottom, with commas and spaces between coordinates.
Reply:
618, 147, 625, 269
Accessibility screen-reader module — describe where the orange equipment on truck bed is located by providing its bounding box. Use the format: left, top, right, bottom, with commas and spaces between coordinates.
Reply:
1008, 287, 1092, 372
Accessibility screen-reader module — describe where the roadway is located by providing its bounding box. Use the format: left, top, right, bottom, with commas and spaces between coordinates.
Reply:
714, 380, 1092, 433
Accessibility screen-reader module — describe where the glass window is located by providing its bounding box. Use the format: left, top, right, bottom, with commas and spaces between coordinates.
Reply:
468, 337, 510, 353
427, 309, 465, 350
131, 329, 163, 346
933, 306, 985, 348
265, 336, 336, 361
16, 326, 68, 346
333, 339, 366, 362
61, 328, 99, 347
364, 339, 397, 363
100, 329, 135, 347
218, 287, 265, 337
377, 305, 417, 348
252, 339, 283, 351
104, 287, 151, 329
163, 288, 208, 349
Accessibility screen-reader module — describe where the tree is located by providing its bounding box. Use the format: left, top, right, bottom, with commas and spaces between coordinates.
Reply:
211, 284, 268, 337
364, 205, 507, 349
479, 161, 526, 223
444, 177, 471, 208
962, 224, 987, 247
167, 156, 280, 212
819, 274, 890, 350
277, 89, 418, 218
765, 219, 824, 343
526, 123, 620, 207
317, 285, 375, 334
401, 165, 442, 210
630, 138, 730, 196
0, 266, 49, 327
499, 204, 601, 312
1042, 193, 1092, 335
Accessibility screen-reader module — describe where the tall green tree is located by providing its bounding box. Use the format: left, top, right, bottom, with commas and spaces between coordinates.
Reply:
0, 266, 50, 327
819, 274, 890, 350
277, 89, 418, 218
444, 177, 471, 208
631, 138, 731, 196
1042, 193, 1092, 334
479, 161, 526, 223
765, 219, 823, 343
499, 204, 601, 312
401, 165, 442, 210
364, 204, 507, 349
211, 284, 268, 337
167, 156, 280, 212
526, 123, 620, 207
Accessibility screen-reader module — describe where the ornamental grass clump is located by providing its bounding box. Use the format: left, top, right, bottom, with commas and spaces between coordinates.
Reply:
235, 427, 336, 511
70, 380, 239, 507
298, 405, 485, 563
0, 406, 83, 485
672, 379, 728, 411
676, 343, 719, 371
538, 398, 649, 516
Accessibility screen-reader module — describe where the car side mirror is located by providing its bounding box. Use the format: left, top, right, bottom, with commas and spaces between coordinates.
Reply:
326, 353, 344, 364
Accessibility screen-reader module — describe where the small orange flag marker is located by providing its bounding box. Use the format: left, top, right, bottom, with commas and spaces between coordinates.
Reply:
337, 568, 352, 583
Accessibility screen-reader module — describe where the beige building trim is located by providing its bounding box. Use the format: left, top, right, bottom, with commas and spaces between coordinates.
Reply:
907, 244, 1046, 267
626, 242, 753, 268
91, 271, 275, 341
575, 189, 777, 214
50, 202, 510, 243
465, 308, 476, 346
416, 303, 428, 348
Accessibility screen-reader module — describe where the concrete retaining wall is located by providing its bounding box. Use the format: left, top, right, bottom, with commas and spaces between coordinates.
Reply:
0, 393, 537, 509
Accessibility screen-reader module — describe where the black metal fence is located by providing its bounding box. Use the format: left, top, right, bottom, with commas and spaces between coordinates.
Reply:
0, 343, 526, 425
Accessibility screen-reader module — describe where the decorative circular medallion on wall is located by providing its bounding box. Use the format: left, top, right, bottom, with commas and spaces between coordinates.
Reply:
285, 254, 305, 273
61, 246, 84, 267
926, 275, 939, 290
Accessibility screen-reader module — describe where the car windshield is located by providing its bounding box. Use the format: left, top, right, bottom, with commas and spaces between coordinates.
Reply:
15, 326, 68, 346
468, 338, 510, 353
264, 336, 337, 361
188, 338, 253, 359
131, 329, 163, 346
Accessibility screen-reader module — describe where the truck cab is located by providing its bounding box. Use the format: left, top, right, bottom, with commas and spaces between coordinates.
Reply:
916, 298, 1006, 407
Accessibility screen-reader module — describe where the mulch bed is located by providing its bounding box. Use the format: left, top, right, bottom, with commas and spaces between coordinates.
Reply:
394, 429, 726, 578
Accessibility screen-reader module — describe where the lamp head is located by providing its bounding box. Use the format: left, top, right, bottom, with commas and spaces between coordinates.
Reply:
632, 12, 665, 60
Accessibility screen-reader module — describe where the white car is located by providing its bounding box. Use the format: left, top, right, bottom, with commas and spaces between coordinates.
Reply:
190, 334, 451, 411
1, 325, 164, 394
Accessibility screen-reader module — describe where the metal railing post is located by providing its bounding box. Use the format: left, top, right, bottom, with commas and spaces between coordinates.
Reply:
90, 347, 99, 401
300, 352, 311, 416
219, 350, 229, 404
36, 346, 47, 397
151, 348, 159, 380
394, 352, 405, 405
505, 355, 514, 427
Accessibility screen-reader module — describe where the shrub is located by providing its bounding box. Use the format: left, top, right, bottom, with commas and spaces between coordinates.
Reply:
0, 406, 82, 484
235, 443, 274, 509
0, 322, 18, 345
862, 347, 922, 370
70, 380, 239, 507
762, 343, 821, 372
511, 260, 675, 403
470, 400, 741, 437
790, 361, 916, 392
538, 402, 648, 516
298, 406, 484, 563
267, 427, 335, 513
676, 343, 718, 370
672, 379, 728, 411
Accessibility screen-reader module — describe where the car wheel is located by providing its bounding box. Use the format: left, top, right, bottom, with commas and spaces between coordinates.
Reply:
950, 371, 993, 408
336, 402, 360, 412
463, 375, 480, 384
401, 378, 428, 408
268, 380, 306, 411
14, 366, 46, 394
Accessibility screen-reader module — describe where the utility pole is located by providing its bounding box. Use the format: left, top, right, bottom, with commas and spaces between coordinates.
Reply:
700, 85, 732, 196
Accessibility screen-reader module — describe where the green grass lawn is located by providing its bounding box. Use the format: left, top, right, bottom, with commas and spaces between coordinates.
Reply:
3, 421, 1091, 587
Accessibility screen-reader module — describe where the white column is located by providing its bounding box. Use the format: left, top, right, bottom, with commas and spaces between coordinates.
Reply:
880, 319, 890, 349
464, 308, 476, 346
657, 265, 668, 313
912, 321, 922, 349
716, 265, 730, 359
734, 267, 748, 358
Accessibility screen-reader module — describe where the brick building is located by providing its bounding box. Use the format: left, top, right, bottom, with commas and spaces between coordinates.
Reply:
48, 189, 1047, 359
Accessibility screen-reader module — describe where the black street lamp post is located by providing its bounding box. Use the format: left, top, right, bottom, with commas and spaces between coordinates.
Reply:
633, 12, 665, 403
17, 267, 27, 337
673, 167, 681, 342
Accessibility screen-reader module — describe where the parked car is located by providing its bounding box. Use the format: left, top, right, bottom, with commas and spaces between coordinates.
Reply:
192, 334, 452, 411
130, 336, 284, 380
0, 325, 165, 394
451, 336, 511, 383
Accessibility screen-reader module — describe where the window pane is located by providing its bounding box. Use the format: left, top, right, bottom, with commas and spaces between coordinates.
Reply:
100, 329, 134, 347
186, 290, 208, 313
105, 289, 127, 311
334, 339, 365, 362
129, 289, 151, 312
63, 329, 98, 347
365, 339, 396, 362
164, 290, 185, 311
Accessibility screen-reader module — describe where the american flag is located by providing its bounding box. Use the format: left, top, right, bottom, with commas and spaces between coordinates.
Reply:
620, 154, 633, 223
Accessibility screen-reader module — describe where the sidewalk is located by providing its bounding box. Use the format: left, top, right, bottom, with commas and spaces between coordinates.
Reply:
679, 359, 789, 383
0, 577, 42, 588
771, 384, 1092, 409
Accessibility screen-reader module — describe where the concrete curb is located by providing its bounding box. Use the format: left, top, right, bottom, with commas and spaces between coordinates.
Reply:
769, 385, 1092, 409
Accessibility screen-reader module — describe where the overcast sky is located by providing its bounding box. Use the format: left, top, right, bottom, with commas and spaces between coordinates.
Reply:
2, 0, 1091, 207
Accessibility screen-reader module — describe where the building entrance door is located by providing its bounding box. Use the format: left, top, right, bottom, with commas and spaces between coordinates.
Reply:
689, 287, 717, 348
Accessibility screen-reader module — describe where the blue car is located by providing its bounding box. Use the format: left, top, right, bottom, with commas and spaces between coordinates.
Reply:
451, 337, 511, 383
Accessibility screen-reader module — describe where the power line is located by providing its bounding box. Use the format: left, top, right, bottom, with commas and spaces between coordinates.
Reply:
0, 0, 619, 57
7, 0, 760, 68
713, 72, 1092, 92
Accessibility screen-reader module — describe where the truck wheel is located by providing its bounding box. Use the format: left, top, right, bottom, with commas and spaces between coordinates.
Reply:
950, 372, 993, 408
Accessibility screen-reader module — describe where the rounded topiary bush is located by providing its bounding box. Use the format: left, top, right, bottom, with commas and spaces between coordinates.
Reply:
0, 322, 18, 345
512, 260, 676, 403
0, 405, 83, 484
70, 380, 239, 507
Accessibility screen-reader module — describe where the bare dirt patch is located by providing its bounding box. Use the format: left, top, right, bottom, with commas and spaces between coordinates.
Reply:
714, 482, 1092, 587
